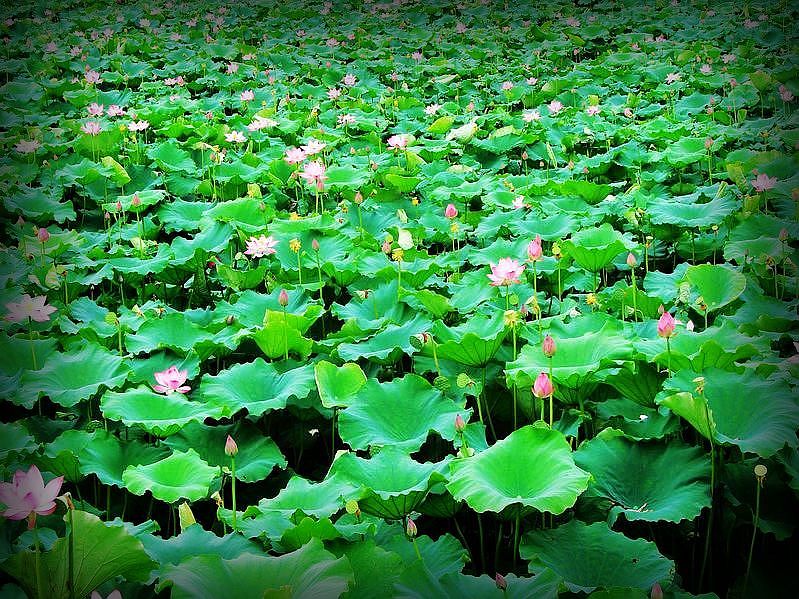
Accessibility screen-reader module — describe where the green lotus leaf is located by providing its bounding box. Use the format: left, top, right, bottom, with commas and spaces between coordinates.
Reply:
2, 510, 155, 599
73, 429, 169, 488
520, 520, 674, 593
328, 447, 448, 519
147, 140, 198, 174
380, 531, 469, 579
18, 343, 130, 408
0, 333, 58, 376
245, 474, 356, 521
446, 425, 588, 515
314, 360, 367, 409
340, 540, 406, 599
575, 431, 710, 523
199, 358, 315, 417
338, 373, 469, 452
561, 223, 630, 273
663, 137, 709, 167
251, 318, 314, 360
122, 448, 218, 503
139, 526, 261, 572
101, 387, 222, 437
506, 322, 633, 389
647, 195, 737, 228
335, 314, 433, 364
164, 421, 287, 483
124, 312, 219, 356
661, 368, 799, 457
428, 311, 508, 367
595, 399, 679, 440
156, 538, 353, 599
0, 421, 36, 461
684, 264, 746, 314
104, 189, 167, 214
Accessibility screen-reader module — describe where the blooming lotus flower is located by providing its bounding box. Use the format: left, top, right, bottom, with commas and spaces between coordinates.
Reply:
338, 113, 356, 126
657, 311, 676, 338
547, 100, 563, 115
425, 103, 441, 116
284, 147, 306, 164
411, 51, 423, 61
751, 173, 777, 192
225, 131, 246, 143
445, 203, 458, 218
128, 120, 150, 132
81, 121, 102, 136
512, 196, 527, 209
5, 294, 57, 323
532, 372, 553, 398
779, 85, 794, 103
527, 235, 543, 261
240, 90, 254, 102
665, 72, 681, 84
87, 102, 104, 116
342, 73, 357, 86
152, 366, 190, 394
455, 21, 468, 34
387, 134, 408, 150
244, 234, 278, 258
586, 105, 600, 116
487, 258, 525, 287
15, 139, 40, 154
302, 139, 326, 156
0, 465, 63, 523
501, 81, 514, 91
327, 87, 342, 100
247, 116, 277, 131
226, 62, 239, 74
299, 160, 327, 191
107, 104, 125, 117
84, 69, 101, 84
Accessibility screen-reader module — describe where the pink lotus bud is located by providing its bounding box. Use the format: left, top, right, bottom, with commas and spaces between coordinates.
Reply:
131, 193, 141, 207
354, 191, 364, 204
445, 203, 458, 218
657, 311, 676, 338
779, 228, 789, 241
495, 573, 507, 591
37, 228, 50, 243
116, 201, 123, 212
312, 238, 320, 251
278, 289, 289, 307
686, 320, 695, 332
527, 235, 543, 261
650, 582, 663, 599
542, 335, 556, 357
705, 137, 713, 150
225, 435, 238, 457
406, 517, 417, 538
454, 414, 466, 433
532, 372, 553, 398
627, 253, 637, 268
381, 240, 392, 254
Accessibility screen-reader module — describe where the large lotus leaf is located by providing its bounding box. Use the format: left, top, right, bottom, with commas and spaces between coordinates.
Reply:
340, 540, 406, 599
104, 189, 167, 214
380, 531, 468, 580
595, 399, 679, 440
1, 510, 155, 599
0, 333, 58, 376
446, 426, 589, 515
18, 343, 130, 408
0, 421, 36, 461
165, 421, 286, 483
156, 538, 353, 599
338, 374, 469, 452
395, 560, 562, 599
101, 387, 222, 437
684, 264, 746, 314
575, 431, 710, 523
336, 314, 433, 364
331, 280, 408, 330
661, 368, 799, 457
139, 526, 261, 572
124, 312, 218, 356
328, 447, 448, 519
647, 195, 737, 228
428, 311, 508, 367
506, 323, 633, 389
214, 289, 318, 330
561, 223, 629, 273
199, 359, 315, 417
246, 474, 356, 521
520, 520, 674, 593
314, 360, 367, 409
72, 429, 169, 488
122, 448, 218, 503
603, 364, 662, 406
251, 319, 314, 360
147, 140, 198, 174
663, 137, 709, 167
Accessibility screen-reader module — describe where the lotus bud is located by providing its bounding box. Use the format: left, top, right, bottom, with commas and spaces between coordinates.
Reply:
445, 203, 458, 218
650, 582, 663, 599
354, 191, 364, 204
116, 201, 123, 212
626, 253, 637, 268
278, 289, 289, 307
779, 228, 789, 241
657, 304, 665, 315
521, 151, 528, 160
705, 137, 713, 150
542, 335, 556, 357
527, 235, 543, 261
657, 311, 676, 338
381, 239, 392, 254
686, 319, 694, 332
495, 573, 507, 591
131, 193, 141, 207
406, 517, 417, 538
312, 238, 320, 252
454, 414, 466, 434
37, 227, 50, 243
225, 435, 238, 457
532, 372, 553, 398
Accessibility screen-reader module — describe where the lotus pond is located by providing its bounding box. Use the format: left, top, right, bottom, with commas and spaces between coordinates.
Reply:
1, 0, 798, 597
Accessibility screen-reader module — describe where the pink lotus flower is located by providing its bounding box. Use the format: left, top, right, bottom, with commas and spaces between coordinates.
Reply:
542, 335, 556, 357
445, 203, 458, 218
454, 413, 466, 433
37, 227, 50, 242
387, 134, 408, 150
87, 102, 104, 116
455, 22, 468, 34
586, 105, 600, 116
342, 73, 357, 86
779, 84, 794, 103
327, 87, 341, 100
128, 120, 150, 132
547, 100, 563, 115
107, 104, 125, 117
81, 121, 102, 136
5, 294, 57, 323
225, 435, 238, 457
0, 465, 63, 523
722, 53, 736, 64
278, 289, 289, 307
338, 113, 356, 126
665, 72, 681, 84
244, 234, 278, 258
284, 147, 306, 164
532, 372, 553, 398
152, 366, 191, 394
501, 81, 514, 91
226, 62, 239, 74
225, 131, 246, 143
700, 64, 712, 75
523, 110, 541, 122
299, 160, 327, 191
240, 90, 255, 102
411, 51, 423, 62
84, 70, 101, 84
302, 139, 326, 156
512, 195, 527, 209
527, 235, 543, 261
15, 139, 40, 154
657, 311, 676, 338
624, 107, 634, 118
527, 77, 538, 85
247, 115, 277, 131
487, 258, 525, 287
424, 103, 441, 116
751, 172, 777, 192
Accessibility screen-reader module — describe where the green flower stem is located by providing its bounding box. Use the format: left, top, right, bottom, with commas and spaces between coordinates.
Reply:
230, 456, 237, 532
331, 407, 337, 457
513, 513, 521, 570
28, 317, 37, 371
412, 537, 422, 561
431, 339, 441, 377
297, 252, 303, 285
631, 268, 638, 322
512, 325, 518, 430
744, 478, 763, 593
396, 261, 402, 299
282, 306, 289, 361
549, 357, 554, 428
666, 337, 672, 375
67, 503, 75, 599
32, 523, 41, 599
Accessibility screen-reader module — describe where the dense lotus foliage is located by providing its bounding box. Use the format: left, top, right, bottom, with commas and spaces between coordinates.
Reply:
1, 0, 798, 597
